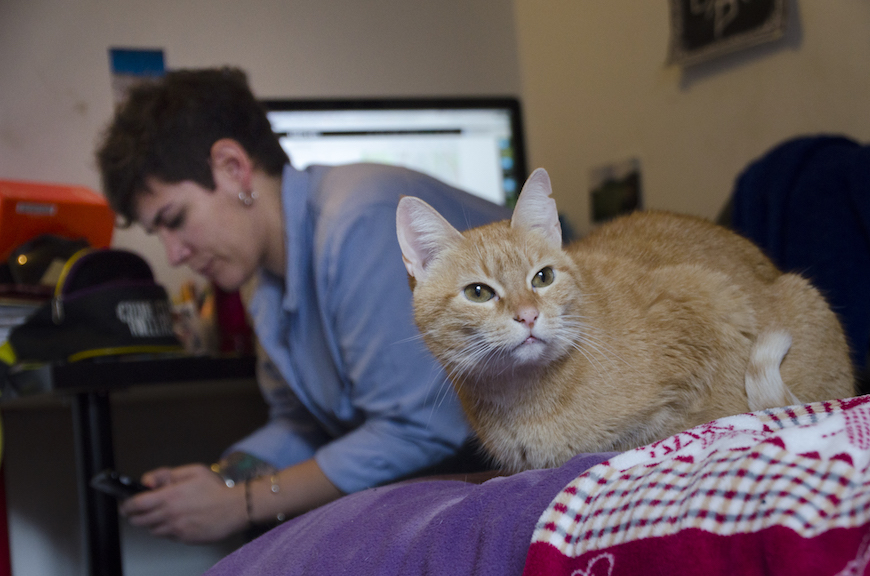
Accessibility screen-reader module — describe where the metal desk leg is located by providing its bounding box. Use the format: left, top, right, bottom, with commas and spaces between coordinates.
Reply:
72, 391, 123, 576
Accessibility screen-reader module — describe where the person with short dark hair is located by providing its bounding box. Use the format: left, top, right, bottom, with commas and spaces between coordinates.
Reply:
95, 66, 509, 543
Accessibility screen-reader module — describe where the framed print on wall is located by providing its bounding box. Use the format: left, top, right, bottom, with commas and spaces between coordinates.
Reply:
589, 158, 642, 226
667, 0, 787, 66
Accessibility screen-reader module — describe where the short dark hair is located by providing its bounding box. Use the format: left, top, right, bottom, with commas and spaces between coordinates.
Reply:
95, 66, 289, 225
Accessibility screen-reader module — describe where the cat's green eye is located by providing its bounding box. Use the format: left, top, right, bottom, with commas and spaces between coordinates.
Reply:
532, 266, 555, 288
464, 283, 496, 303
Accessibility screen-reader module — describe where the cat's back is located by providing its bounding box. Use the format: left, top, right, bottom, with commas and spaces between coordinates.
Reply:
566, 209, 853, 418
572, 211, 780, 284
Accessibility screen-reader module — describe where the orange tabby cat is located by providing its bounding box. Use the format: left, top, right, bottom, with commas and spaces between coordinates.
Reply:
396, 168, 854, 473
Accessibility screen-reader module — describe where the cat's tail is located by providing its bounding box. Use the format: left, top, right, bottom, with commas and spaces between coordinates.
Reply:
745, 330, 801, 411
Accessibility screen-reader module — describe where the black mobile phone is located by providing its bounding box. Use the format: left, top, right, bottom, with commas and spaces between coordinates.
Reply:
90, 469, 148, 500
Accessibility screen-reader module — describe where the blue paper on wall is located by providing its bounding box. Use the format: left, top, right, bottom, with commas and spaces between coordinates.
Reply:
108, 48, 165, 103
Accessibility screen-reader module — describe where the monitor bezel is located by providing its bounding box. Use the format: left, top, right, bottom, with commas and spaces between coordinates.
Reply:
260, 96, 528, 206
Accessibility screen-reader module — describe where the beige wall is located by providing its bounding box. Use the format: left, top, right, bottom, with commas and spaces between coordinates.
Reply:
514, 0, 870, 235
0, 0, 521, 297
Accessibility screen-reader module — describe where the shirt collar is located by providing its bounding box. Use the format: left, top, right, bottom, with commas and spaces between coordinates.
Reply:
279, 164, 311, 313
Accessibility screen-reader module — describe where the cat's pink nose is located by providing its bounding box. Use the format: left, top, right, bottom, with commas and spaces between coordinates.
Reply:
514, 306, 539, 328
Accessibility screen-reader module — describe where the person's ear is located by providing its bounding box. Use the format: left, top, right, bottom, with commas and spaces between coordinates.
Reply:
210, 138, 254, 189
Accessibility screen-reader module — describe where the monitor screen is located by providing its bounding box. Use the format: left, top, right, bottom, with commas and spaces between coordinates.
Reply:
262, 98, 527, 207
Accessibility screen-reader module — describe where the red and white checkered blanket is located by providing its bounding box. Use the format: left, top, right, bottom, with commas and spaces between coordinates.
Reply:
523, 396, 870, 576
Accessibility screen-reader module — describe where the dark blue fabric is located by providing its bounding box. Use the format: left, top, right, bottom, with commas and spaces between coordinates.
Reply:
730, 135, 870, 371
203, 452, 617, 576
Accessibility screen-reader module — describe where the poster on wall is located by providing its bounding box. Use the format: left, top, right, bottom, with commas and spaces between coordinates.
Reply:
109, 48, 165, 104
589, 158, 642, 225
667, 0, 787, 66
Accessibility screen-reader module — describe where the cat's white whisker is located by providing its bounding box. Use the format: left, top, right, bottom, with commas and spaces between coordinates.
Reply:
557, 334, 613, 385
425, 374, 457, 426
573, 329, 635, 373
390, 333, 428, 346
558, 316, 637, 372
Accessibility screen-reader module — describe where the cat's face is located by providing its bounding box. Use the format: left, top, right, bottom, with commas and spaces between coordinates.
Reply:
412, 222, 583, 380
397, 168, 578, 384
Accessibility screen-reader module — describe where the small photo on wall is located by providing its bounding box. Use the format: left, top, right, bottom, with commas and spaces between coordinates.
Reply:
589, 158, 642, 225
667, 0, 787, 66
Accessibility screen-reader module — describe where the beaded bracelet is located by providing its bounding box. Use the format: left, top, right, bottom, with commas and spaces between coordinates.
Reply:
244, 479, 254, 526
270, 475, 286, 522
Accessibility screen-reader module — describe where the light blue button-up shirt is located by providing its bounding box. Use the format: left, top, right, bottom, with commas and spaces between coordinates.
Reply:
228, 163, 510, 493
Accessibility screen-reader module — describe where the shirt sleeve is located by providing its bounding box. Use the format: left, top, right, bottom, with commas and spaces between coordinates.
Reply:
224, 346, 333, 468
312, 201, 472, 494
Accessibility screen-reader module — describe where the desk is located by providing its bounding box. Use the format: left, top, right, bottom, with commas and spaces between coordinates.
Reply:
3, 355, 256, 576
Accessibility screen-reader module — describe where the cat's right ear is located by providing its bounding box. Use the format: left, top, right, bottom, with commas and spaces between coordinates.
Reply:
396, 196, 463, 283
511, 168, 562, 248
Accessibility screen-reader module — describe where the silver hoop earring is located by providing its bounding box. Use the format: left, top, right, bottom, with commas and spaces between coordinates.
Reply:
239, 190, 258, 206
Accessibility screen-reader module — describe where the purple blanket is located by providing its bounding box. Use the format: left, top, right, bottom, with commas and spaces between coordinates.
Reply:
204, 452, 614, 576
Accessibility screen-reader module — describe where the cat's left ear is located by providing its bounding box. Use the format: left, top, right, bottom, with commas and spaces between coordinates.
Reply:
396, 196, 463, 283
511, 168, 562, 248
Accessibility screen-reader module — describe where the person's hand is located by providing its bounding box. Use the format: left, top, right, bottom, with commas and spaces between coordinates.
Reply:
119, 463, 248, 544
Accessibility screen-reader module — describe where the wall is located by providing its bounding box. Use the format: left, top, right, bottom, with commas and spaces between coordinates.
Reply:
513, 0, 870, 235
0, 0, 521, 295
0, 0, 521, 574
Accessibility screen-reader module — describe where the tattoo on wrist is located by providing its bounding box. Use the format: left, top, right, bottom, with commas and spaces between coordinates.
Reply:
211, 452, 277, 484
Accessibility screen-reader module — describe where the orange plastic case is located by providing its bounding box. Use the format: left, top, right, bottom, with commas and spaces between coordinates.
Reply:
0, 180, 115, 261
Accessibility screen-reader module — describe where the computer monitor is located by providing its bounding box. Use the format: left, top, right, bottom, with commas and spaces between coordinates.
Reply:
262, 97, 527, 207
